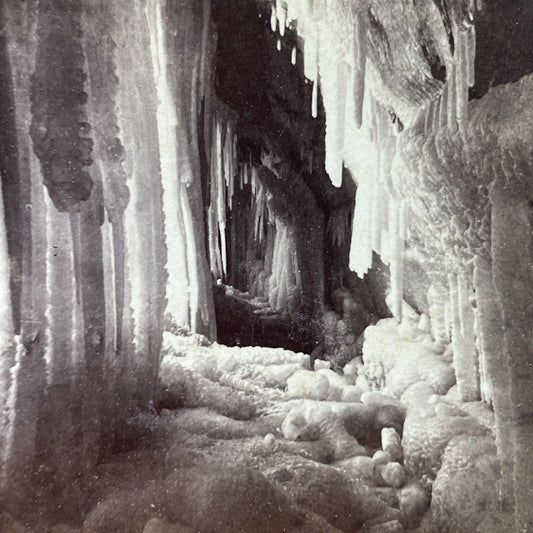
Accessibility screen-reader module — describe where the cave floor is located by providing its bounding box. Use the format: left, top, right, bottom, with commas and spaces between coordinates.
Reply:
3, 324, 506, 533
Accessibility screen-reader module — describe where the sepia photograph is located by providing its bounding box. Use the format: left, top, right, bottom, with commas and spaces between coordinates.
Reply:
0, 0, 532, 531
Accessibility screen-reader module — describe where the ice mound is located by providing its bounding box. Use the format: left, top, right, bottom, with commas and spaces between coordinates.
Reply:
362, 318, 455, 396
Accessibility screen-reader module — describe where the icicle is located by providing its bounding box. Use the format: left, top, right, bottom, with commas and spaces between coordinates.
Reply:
432, 94, 441, 133
277, 0, 286, 36
466, 26, 476, 88
424, 100, 433, 134
455, 28, 468, 128
277, 39, 281, 51
445, 65, 457, 131
311, 76, 318, 118
439, 77, 446, 129
325, 59, 348, 187
451, 272, 480, 401
303, 25, 318, 82
270, 5, 277, 32
349, 179, 373, 277
352, 12, 366, 128
389, 199, 404, 321
399, 200, 409, 241
291, 45, 297, 65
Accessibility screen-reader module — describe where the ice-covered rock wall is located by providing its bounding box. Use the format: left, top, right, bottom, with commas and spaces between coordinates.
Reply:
270, 0, 533, 530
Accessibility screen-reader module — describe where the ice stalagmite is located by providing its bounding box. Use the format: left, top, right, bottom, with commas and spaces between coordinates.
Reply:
291, 45, 297, 65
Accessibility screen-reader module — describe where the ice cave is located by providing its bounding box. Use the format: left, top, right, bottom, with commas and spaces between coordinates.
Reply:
0, 0, 532, 531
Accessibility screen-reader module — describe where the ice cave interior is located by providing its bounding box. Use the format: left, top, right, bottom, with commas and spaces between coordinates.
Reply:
0, 0, 532, 532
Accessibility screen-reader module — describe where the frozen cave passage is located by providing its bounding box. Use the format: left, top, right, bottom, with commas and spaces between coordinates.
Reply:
0, 0, 533, 532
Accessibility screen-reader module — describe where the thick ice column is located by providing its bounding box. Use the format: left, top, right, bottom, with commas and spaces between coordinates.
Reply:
473, 255, 514, 511
490, 183, 533, 532
0, 175, 15, 465
43, 197, 74, 384
146, 0, 189, 329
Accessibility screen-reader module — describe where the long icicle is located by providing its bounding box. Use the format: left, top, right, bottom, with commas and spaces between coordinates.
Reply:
353, 11, 366, 128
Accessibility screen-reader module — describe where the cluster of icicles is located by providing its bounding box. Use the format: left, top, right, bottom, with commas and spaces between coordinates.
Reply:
208, 110, 238, 280
427, 260, 494, 405
271, 0, 479, 323
207, 114, 300, 313
422, 19, 477, 135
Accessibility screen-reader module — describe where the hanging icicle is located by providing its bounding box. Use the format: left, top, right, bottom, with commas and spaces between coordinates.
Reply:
270, 5, 277, 32
276, 0, 286, 36
352, 11, 366, 129
311, 76, 318, 118
466, 25, 476, 88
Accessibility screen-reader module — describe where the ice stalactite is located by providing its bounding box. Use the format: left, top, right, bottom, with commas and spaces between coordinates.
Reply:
207, 109, 239, 283
270, 5, 277, 33
466, 26, 476, 88
454, 25, 468, 131
352, 11, 367, 129
323, 59, 348, 187
311, 76, 318, 119
291, 45, 297, 65
349, 178, 373, 278
276, 0, 286, 37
